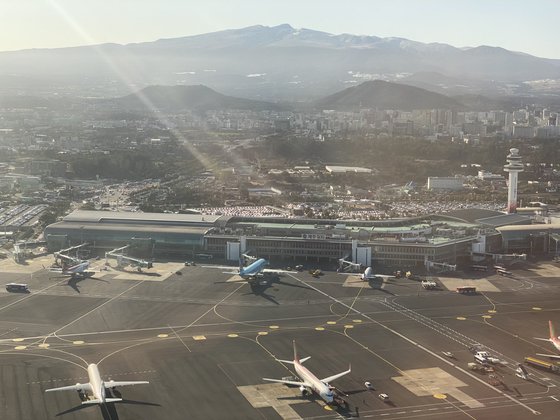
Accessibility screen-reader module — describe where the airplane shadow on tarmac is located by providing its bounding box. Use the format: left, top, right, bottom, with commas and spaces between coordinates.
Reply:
55, 389, 161, 419
64, 276, 109, 293
241, 276, 314, 305
367, 278, 396, 295
56, 400, 161, 419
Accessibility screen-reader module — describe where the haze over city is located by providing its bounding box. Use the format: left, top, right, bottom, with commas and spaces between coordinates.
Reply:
3, 0, 560, 59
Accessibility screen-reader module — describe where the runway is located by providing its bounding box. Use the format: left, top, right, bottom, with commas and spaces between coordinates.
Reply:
1, 258, 560, 419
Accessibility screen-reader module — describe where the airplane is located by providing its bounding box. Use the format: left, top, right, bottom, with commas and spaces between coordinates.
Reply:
262, 340, 351, 404
341, 266, 392, 281
360, 267, 383, 281
207, 257, 296, 282
45, 363, 149, 405
48, 260, 95, 279
534, 320, 560, 359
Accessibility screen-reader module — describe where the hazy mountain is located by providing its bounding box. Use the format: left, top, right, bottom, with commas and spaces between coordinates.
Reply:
1, 24, 559, 100
315, 80, 464, 110
104, 85, 282, 111
450, 94, 517, 112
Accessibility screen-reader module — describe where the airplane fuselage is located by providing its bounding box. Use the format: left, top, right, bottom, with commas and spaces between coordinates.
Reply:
64, 261, 90, 274
87, 363, 106, 403
361, 267, 373, 280
547, 320, 560, 352
294, 360, 334, 403
239, 258, 269, 279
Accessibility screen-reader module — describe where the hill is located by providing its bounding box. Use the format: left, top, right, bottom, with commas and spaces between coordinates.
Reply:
106, 85, 282, 111
315, 80, 464, 110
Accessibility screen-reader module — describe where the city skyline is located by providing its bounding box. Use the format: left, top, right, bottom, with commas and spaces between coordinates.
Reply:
2, 0, 560, 59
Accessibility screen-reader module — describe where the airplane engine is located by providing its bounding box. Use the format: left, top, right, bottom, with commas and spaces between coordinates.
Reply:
299, 385, 309, 396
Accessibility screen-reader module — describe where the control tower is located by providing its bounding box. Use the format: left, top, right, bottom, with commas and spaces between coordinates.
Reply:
503, 148, 523, 213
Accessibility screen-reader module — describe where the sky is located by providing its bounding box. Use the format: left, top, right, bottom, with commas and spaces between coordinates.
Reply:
1, 0, 560, 59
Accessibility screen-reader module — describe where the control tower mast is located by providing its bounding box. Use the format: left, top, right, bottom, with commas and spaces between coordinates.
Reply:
503, 148, 523, 213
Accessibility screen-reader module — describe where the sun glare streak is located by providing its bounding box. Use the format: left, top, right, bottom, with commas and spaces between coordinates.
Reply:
44, 0, 217, 172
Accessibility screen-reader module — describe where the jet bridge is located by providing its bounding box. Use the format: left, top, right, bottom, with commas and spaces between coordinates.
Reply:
53, 243, 89, 267
338, 258, 361, 273
105, 245, 153, 272
12, 240, 48, 263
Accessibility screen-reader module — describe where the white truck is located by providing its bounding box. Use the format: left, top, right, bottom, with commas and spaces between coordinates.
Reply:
421, 280, 437, 290
474, 351, 500, 365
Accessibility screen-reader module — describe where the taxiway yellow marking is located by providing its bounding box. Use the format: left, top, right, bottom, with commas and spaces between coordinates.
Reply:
192, 335, 206, 341
323, 405, 333, 411
353, 319, 362, 323
157, 334, 168, 338
258, 332, 268, 336
12, 338, 24, 342
532, 307, 542, 311
327, 321, 337, 325
72, 340, 85, 345
14, 346, 27, 350
434, 393, 447, 399
315, 327, 325, 331
482, 315, 492, 319
227, 334, 239, 338
456, 317, 466, 320
344, 325, 354, 329
38, 343, 50, 348
269, 325, 279, 329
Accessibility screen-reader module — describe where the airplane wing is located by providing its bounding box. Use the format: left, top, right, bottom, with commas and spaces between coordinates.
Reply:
321, 365, 351, 384
536, 353, 560, 359
533, 338, 552, 341
105, 380, 149, 388
262, 378, 310, 387
262, 268, 297, 274
45, 383, 92, 393
202, 265, 237, 270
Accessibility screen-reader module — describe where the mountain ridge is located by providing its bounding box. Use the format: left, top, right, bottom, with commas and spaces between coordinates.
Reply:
1, 24, 559, 101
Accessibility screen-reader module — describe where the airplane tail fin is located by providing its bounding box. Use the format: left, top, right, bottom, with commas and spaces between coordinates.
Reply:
293, 340, 298, 362
550, 320, 557, 340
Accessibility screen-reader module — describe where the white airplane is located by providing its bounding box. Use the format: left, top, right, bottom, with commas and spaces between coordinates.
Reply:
45, 363, 149, 405
263, 340, 351, 404
207, 257, 295, 281
534, 320, 560, 359
341, 266, 391, 281
48, 260, 95, 279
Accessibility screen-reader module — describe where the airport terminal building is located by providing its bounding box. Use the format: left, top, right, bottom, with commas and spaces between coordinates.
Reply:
44, 210, 512, 270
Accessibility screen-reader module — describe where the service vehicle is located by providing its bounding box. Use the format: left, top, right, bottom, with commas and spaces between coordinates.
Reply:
524, 356, 560, 372
5, 283, 29, 293
378, 393, 390, 402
